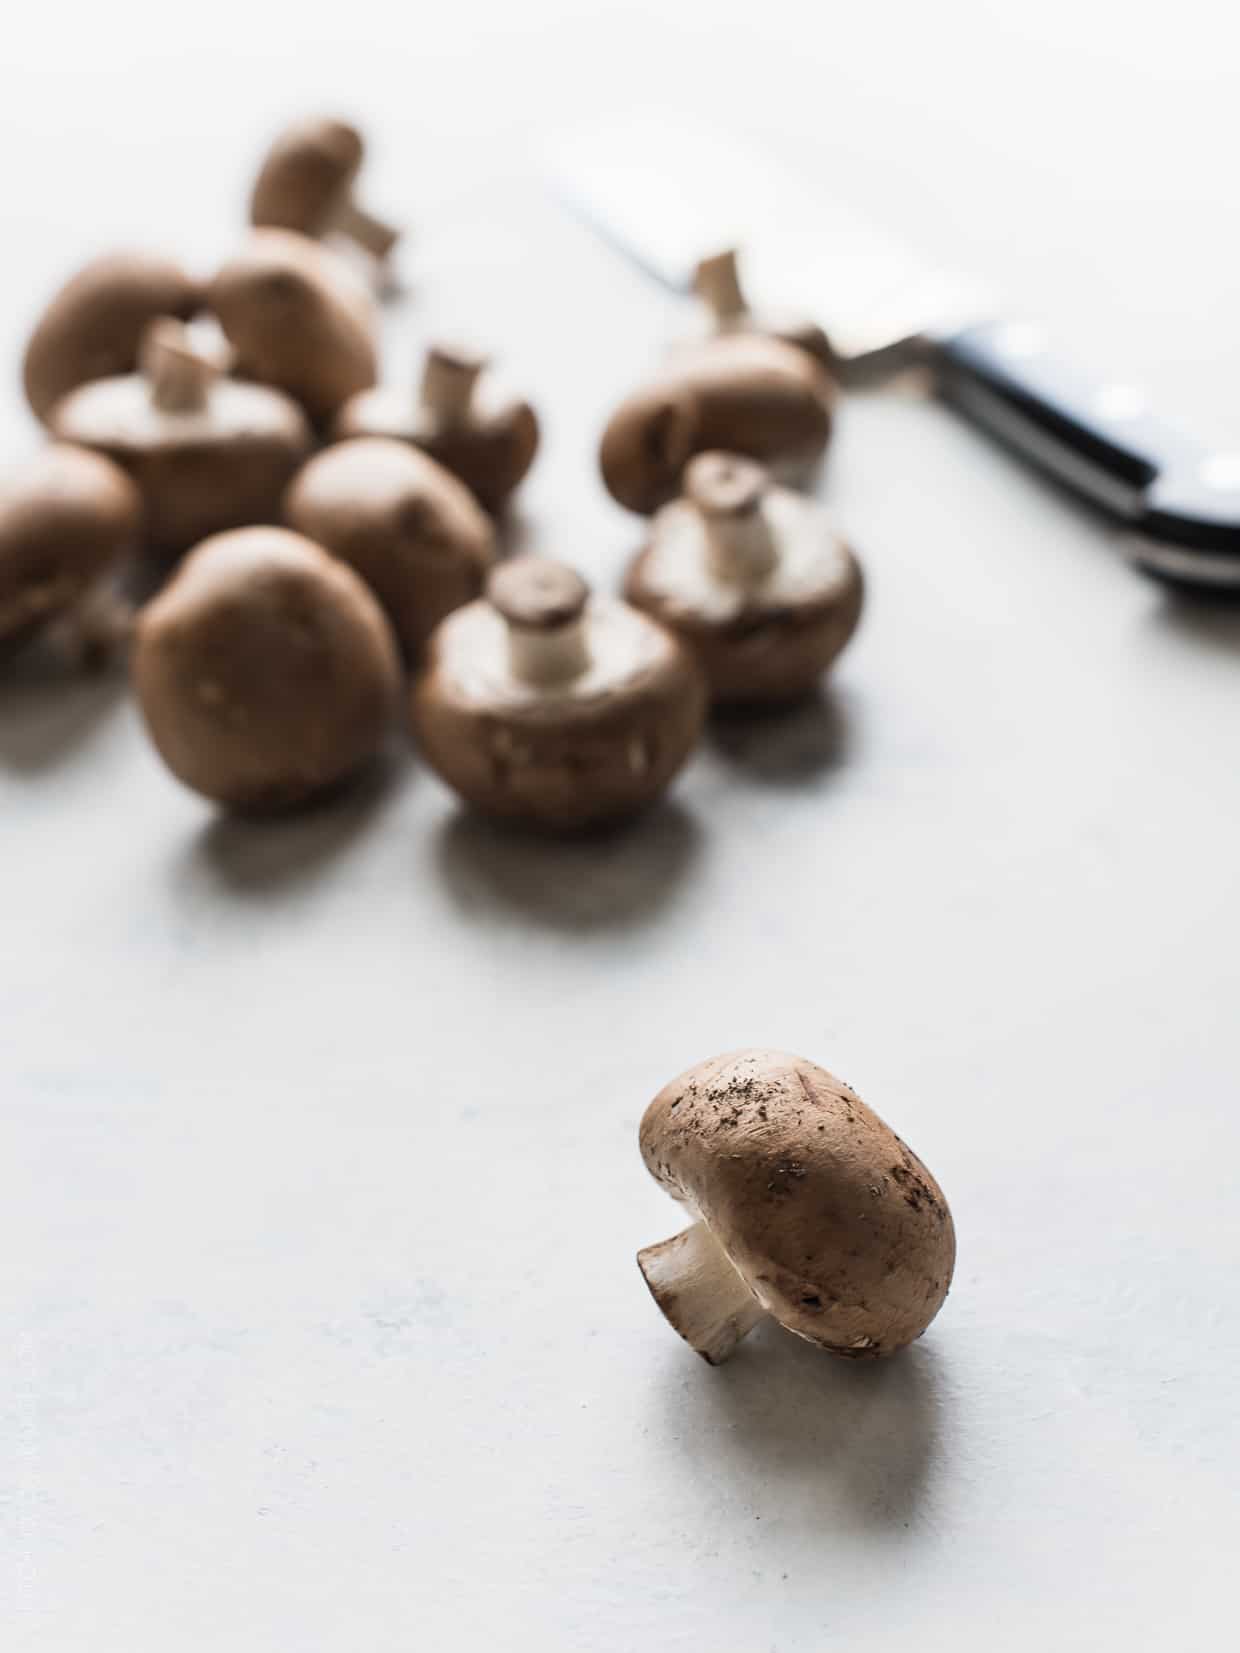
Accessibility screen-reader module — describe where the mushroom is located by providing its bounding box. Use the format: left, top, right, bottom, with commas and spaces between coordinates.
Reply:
599, 333, 834, 516
22, 250, 202, 424
208, 230, 378, 423
688, 248, 832, 370
0, 444, 141, 658
48, 317, 312, 560
623, 452, 863, 704
284, 436, 496, 658
638, 1049, 955, 1365
132, 526, 400, 810
411, 556, 707, 830
333, 343, 540, 514
250, 117, 399, 265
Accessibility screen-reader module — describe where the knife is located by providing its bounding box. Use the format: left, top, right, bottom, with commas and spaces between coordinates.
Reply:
549, 112, 1240, 589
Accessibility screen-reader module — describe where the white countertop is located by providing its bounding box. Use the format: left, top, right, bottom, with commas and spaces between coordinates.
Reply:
6, 6, 1240, 1648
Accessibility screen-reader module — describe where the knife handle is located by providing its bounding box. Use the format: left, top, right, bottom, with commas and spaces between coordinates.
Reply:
935, 321, 1240, 585
933, 321, 1196, 519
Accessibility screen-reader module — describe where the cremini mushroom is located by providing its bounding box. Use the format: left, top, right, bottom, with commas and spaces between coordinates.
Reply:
132, 526, 400, 810
688, 248, 832, 370
599, 333, 834, 516
638, 1049, 956, 1364
411, 556, 706, 830
48, 317, 312, 560
249, 117, 399, 265
624, 452, 863, 704
333, 343, 540, 514
22, 250, 202, 424
0, 444, 141, 657
284, 436, 496, 657
208, 230, 378, 423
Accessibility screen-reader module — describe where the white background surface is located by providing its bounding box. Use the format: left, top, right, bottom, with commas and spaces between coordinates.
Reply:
5, 5, 1240, 1648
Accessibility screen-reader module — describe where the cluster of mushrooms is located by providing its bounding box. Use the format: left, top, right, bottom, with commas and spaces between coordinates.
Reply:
2, 119, 956, 1366
2, 119, 865, 829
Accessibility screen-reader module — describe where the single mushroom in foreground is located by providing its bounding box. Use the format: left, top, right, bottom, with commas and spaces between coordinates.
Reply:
411, 556, 707, 831
250, 117, 400, 266
689, 248, 833, 371
284, 436, 497, 658
0, 444, 141, 661
208, 229, 378, 423
49, 317, 312, 560
22, 250, 203, 424
132, 526, 401, 811
638, 1049, 955, 1365
599, 333, 835, 516
333, 343, 540, 514
624, 451, 864, 704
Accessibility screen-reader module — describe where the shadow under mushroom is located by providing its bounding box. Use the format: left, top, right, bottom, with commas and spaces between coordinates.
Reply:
432, 795, 704, 933
0, 644, 127, 773
707, 685, 856, 788
179, 751, 402, 900
662, 1322, 947, 1533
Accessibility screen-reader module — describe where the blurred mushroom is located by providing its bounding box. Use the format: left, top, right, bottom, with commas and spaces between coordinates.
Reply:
689, 248, 832, 370
599, 334, 834, 515
49, 317, 312, 560
249, 117, 399, 265
208, 230, 378, 423
22, 250, 202, 424
132, 526, 400, 810
638, 1049, 956, 1364
411, 556, 706, 830
0, 444, 141, 660
334, 343, 540, 513
285, 436, 496, 657
624, 452, 863, 703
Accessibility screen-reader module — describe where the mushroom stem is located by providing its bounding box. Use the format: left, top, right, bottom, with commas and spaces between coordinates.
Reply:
637, 1221, 768, 1365
693, 249, 748, 323
331, 197, 401, 260
685, 452, 778, 582
141, 318, 214, 413
419, 345, 484, 429
507, 618, 589, 686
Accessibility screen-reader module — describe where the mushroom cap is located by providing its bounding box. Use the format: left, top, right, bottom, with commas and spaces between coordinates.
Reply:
284, 437, 496, 657
333, 377, 540, 514
411, 569, 706, 831
208, 230, 378, 422
50, 369, 312, 560
250, 117, 364, 235
132, 526, 400, 810
22, 251, 202, 424
0, 444, 141, 648
599, 334, 835, 515
624, 453, 864, 703
640, 1050, 955, 1358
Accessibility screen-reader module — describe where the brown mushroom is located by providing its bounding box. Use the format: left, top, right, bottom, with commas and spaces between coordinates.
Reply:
688, 248, 832, 370
132, 526, 400, 810
411, 556, 706, 831
0, 444, 141, 657
333, 343, 540, 514
599, 333, 834, 516
624, 452, 863, 704
48, 318, 312, 560
250, 117, 399, 264
208, 230, 378, 423
638, 1050, 956, 1365
22, 250, 202, 424
284, 436, 496, 658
